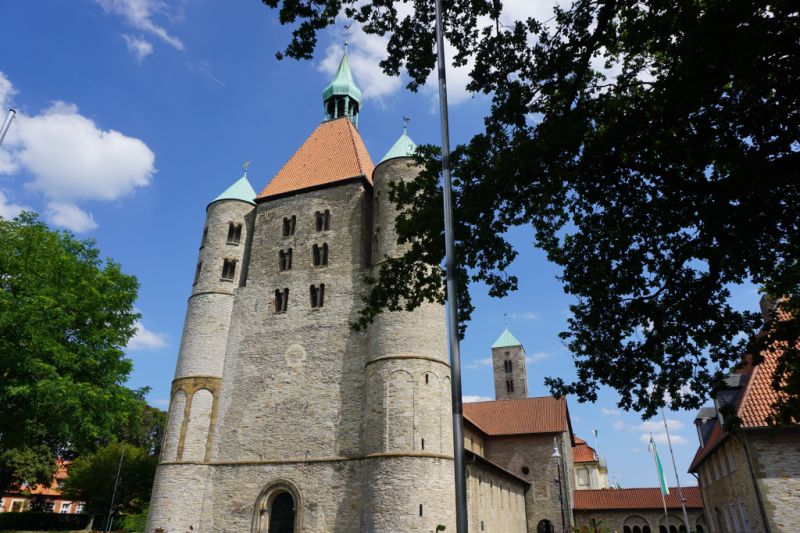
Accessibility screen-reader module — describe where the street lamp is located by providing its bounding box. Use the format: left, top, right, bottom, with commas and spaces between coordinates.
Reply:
552, 437, 566, 533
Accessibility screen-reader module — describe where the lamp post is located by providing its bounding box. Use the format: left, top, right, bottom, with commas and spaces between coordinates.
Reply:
552, 438, 566, 533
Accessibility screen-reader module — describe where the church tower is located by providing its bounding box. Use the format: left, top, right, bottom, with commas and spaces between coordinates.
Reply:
147, 50, 456, 533
492, 327, 529, 400
147, 172, 256, 532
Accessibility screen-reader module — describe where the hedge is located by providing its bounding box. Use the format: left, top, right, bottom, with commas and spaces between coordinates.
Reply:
0, 511, 92, 531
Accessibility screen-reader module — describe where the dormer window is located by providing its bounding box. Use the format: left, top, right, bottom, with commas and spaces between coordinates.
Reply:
227, 223, 242, 244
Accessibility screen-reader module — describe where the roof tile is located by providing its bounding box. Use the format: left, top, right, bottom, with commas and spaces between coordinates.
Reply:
463, 396, 568, 436
573, 487, 703, 511
257, 117, 374, 200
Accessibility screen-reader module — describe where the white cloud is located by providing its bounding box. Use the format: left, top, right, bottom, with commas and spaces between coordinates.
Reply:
612, 420, 626, 431
0, 71, 16, 109
96, 0, 184, 50
320, 38, 402, 103
601, 407, 621, 416
46, 202, 98, 232
635, 419, 684, 433
128, 320, 169, 351
0, 190, 29, 220
640, 432, 688, 446
466, 357, 493, 369
463, 395, 492, 403
510, 312, 538, 320
526, 351, 551, 363
123, 34, 154, 62
0, 72, 156, 231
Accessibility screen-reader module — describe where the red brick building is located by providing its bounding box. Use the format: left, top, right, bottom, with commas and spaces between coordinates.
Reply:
0, 461, 85, 515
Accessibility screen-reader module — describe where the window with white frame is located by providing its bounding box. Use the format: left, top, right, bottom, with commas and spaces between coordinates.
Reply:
60, 502, 71, 513
75, 503, 84, 514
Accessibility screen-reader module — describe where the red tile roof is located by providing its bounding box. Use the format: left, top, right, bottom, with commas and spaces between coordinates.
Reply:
573, 487, 703, 511
463, 396, 569, 436
257, 117, 374, 200
689, 319, 796, 472
573, 438, 599, 463
738, 344, 783, 427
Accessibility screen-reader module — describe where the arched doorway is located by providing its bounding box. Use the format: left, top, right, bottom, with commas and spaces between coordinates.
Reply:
268, 492, 295, 533
537, 519, 554, 533
253, 481, 300, 533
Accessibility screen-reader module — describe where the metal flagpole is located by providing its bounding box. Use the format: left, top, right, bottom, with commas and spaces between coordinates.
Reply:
650, 433, 670, 530
662, 408, 691, 531
104, 446, 125, 533
0, 109, 16, 147
432, 0, 468, 530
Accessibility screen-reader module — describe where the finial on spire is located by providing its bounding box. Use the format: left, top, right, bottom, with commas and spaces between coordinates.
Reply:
504, 312, 508, 328
344, 41, 349, 54
402, 115, 410, 133
242, 160, 251, 177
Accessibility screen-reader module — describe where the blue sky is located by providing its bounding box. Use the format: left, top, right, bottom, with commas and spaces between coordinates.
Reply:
0, 0, 761, 488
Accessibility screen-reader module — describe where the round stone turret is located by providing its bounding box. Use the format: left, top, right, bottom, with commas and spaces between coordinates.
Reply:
361, 131, 456, 531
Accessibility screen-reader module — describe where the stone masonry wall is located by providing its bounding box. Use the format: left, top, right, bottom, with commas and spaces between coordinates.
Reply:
747, 427, 800, 532
573, 509, 706, 532
467, 461, 528, 533
698, 435, 765, 532
493, 345, 528, 400
483, 432, 574, 533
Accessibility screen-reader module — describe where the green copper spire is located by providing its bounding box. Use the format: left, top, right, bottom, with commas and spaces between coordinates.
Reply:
210, 168, 256, 207
491, 328, 522, 349
322, 44, 362, 126
380, 122, 417, 163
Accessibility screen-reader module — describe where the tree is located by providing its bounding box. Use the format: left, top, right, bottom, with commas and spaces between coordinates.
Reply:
62, 443, 157, 515
261, 0, 800, 420
120, 405, 167, 457
0, 213, 145, 494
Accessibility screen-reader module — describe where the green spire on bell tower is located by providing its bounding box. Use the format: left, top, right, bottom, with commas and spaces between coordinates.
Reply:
322, 43, 362, 127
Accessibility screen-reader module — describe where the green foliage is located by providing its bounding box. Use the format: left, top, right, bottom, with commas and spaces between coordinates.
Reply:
574, 519, 615, 533
262, 0, 800, 420
120, 405, 167, 457
63, 443, 157, 515
0, 212, 144, 493
118, 510, 149, 532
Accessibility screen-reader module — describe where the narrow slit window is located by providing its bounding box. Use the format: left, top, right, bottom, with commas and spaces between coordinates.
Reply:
421, 438, 425, 450
194, 262, 202, 284
200, 227, 208, 248
275, 288, 289, 313
321, 243, 328, 265
227, 223, 242, 244
323, 209, 330, 230
504, 360, 512, 373
419, 504, 423, 517
425, 374, 429, 384
315, 211, 323, 232
279, 248, 293, 271
287, 248, 292, 269
313, 244, 320, 266
221, 259, 237, 280
310, 284, 325, 308
282, 216, 296, 237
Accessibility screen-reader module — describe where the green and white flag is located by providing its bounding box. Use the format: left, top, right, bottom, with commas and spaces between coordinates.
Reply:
649, 434, 670, 496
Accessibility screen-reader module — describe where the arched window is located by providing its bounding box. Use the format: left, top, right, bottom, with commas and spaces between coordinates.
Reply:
633, 527, 642, 533
279, 249, 292, 271
537, 520, 553, 533
659, 527, 667, 533
323, 209, 330, 230
643, 527, 651, 533
312, 244, 329, 266
624, 527, 632, 533
695, 526, 704, 533
274, 289, 288, 313
669, 526, 678, 533
282, 216, 296, 237
314, 211, 323, 232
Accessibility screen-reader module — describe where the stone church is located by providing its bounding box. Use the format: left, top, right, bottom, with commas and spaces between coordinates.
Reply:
146, 51, 693, 533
